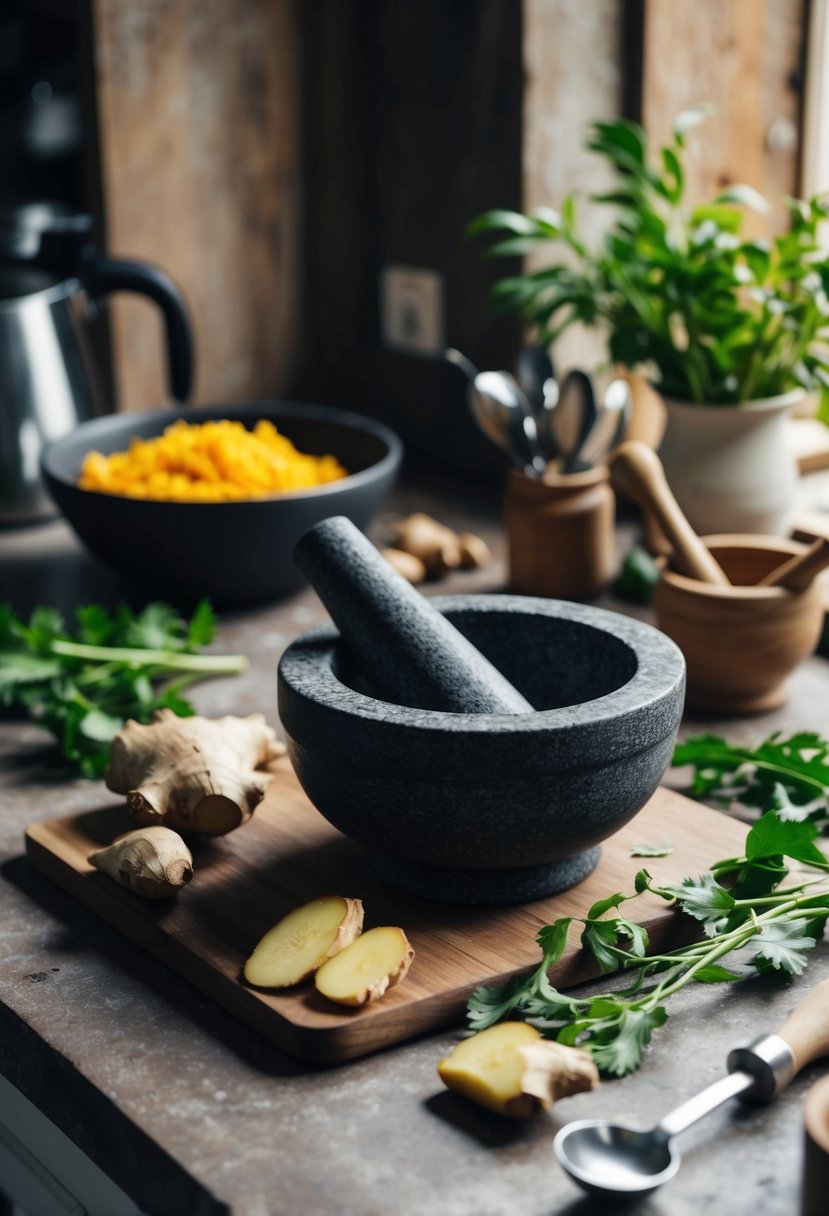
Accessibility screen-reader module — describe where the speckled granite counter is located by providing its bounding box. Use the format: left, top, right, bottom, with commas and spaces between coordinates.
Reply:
1, 473, 827, 1216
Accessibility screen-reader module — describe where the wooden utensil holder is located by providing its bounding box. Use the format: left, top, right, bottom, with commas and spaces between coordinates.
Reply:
655, 535, 824, 714
504, 466, 616, 600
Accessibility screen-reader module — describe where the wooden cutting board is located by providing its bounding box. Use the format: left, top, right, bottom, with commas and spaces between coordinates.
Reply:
25, 761, 746, 1065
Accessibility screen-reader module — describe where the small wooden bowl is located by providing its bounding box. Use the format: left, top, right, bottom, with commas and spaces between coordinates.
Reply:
802, 1074, 829, 1216
654, 534, 824, 714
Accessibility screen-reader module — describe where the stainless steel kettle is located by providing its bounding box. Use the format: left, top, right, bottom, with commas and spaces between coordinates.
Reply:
0, 202, 193, 524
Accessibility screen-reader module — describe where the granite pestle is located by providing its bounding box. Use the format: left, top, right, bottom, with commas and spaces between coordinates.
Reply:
293, 516, 534, 714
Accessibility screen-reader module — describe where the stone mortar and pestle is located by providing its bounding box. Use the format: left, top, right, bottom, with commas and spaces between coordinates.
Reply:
610, 441, 828, 714
277, 515, 686, 906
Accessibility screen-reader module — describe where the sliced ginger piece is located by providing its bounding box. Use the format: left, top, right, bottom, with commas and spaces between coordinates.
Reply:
437, 1021, 599, 1118
314, 925, 414, 1007
244, 896, 364, 989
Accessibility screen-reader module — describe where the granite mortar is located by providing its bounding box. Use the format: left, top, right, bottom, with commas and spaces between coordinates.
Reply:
277, 595, 686, 905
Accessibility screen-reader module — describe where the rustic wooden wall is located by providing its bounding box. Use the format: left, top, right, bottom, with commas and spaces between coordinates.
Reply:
295, 1, 525, 472
87, 0, 810, 466
641, 0, 805, 231
522, 0, 626, 374
92, 0, 301, 410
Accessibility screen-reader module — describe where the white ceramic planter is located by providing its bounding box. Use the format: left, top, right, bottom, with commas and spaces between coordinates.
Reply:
658, 390, 803, 537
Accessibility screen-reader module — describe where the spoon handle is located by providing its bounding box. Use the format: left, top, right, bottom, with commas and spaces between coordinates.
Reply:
757, 537, 829, 591
656, 1070, 754, 1140
609, 441, 730, 586
776, 976, 829, 1070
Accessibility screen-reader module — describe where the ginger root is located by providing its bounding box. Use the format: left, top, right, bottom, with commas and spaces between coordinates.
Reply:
314, 925, 414, 1006
391, 513, 491, 579
437, 1022, 599, 1118
89, 826, 194, 899
106, 710, 286, 837
381, 547, 427, 584
244, 896, 364, 989
456, 531, 491, 570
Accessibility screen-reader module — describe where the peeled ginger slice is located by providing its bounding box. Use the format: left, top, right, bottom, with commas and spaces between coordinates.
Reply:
437, 1021, 599, 1118
244, 896, 364, 989
314, 925, 414, 1007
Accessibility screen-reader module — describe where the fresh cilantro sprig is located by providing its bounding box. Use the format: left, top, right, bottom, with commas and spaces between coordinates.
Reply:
0, 600, 245, 776
467, 811, 829, 1076
673, 731, 829, 829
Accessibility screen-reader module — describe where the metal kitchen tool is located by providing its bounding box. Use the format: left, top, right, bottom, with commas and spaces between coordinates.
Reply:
555, 976, 829, 1201
530, 374, 560, 463
554, 370, 597, 473
515, 345, 556, 416
577, 378, 632, 469
757, 536, 829, 592
0, 203, 193, 525
446, 349, 548, 476
609, 440, 730, 585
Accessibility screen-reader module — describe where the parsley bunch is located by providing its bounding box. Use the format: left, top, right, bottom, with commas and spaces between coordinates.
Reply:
467, 811, 829, 1076
675, 732, 829, 831
0, 600, 246, 776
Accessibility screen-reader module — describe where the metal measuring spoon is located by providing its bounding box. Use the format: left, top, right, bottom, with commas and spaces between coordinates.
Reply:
554, 977, 829, 1201
576, 378, 632, 469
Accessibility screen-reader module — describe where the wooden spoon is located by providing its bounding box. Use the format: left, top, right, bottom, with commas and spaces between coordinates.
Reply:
609, 440, 730, 585
757, 536, 829, 591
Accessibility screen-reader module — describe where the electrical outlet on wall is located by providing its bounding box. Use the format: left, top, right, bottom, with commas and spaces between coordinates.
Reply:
380, 265, 445, 356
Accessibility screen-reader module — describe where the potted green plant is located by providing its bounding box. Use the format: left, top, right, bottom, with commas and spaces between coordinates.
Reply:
468, 108, 829, 535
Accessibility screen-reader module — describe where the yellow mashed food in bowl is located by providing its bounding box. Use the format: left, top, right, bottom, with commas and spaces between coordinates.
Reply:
79, 418, 348, 502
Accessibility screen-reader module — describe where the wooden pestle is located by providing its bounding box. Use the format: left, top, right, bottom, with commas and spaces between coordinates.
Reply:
757, 537, 829, 592
609, 441, 730, 586
293, 516, 534, 714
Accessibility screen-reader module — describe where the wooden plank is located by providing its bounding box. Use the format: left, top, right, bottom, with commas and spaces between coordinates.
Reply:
26, 761, 747, 1065
522, 0, 624, 374
91, 0, 301, 409
642, 0, 804, 232
294, 2, 524, 473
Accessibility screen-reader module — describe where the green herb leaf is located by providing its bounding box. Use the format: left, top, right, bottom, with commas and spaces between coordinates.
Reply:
630, 843, 673, 858
79, 709, 124, 742
745, 811, 828, 868
75, 604, 118, 646
754, 919, 816, 975
660, 873, 736, 925
536, 917, 572, 965
587, 892, 630, 920
589, 1007, 668, 1077
0, 651, 63, 702
673, 732, 829, 829
122, 602, 186, 652
467, 973, 530, 1031
692, 964, 745, 984
0, 599, 242, 775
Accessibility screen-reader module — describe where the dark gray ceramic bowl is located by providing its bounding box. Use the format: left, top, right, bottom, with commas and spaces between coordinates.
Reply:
41, 401, 402, 608
278, 594, 686, 905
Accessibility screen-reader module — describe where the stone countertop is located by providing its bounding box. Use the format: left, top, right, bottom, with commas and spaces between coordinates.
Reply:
1, 474, 828, 1216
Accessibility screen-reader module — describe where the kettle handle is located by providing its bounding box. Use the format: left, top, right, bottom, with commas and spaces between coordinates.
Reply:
83, 253, 194, 402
